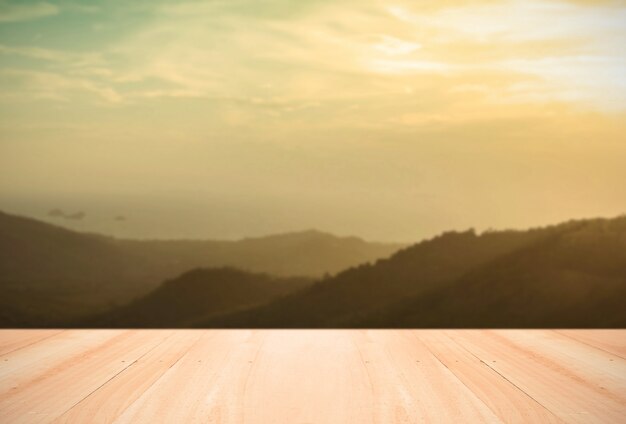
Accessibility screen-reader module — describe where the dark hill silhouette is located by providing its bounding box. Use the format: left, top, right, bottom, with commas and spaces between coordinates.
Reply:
0, 211, 401, 326
84, 268, 311, 327
198, 216, 626, 328
5, 210, 626, 328
0, 211, 152, 326
360, 217, 626, 327
0, 211, 144, 285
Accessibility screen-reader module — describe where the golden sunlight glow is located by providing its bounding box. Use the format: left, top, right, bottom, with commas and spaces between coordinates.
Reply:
0, 0, 625, 241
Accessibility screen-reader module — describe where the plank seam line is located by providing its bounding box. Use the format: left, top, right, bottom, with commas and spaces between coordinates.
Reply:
105, 330, 210, 421
445, 331, 563, 422
241, 332, 267, 424
0, 330, 65, 357
412, 331, 506, 423
56, 331, 178, 419
552, 330, 625, 360
353, 332, 375, 397
242, 332, 265, 395
352, 337, 376, 414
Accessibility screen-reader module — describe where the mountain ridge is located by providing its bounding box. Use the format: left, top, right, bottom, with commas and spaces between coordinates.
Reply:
0, 210, 401, 326
82, 267, 312, 328
196, 215, 626, 328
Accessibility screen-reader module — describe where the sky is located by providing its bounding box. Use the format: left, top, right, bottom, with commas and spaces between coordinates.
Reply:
0, 0, 625, 242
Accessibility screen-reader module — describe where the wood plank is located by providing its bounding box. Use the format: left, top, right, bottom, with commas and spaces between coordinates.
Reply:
0, 330, 124, 393
116, 330, 501, 423
0, 330, 171, 424
500, 330, 626, 394
554, 330, 626, 359
415, 330, 563, 423
112, 330, 258, 423
0, 330, 624, 424
0, 330, 64, 357
240, 330, 373, 423
449, 330, 626, 424
353, 330, 502, 423
53, 330, 202, 424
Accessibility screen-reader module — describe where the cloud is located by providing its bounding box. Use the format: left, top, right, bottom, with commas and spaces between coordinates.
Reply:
0, 68, 122, 103
0, 43, 118, 103
0, 1, 59, 22
59, 1, 100, 14
0, 0, 625, 115
0, 44, 70, 61
0, 43, 104, 70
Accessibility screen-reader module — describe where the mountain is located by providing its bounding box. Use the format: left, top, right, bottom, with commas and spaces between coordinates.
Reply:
6, 209, 625, 328
361, 217, 626, 327
0, 211, 401, 326
116, 228, 402, 278
83, 268, 311, 327
0, 211, 146, 286
0, 211, 154, 326
199, 216, 626, 328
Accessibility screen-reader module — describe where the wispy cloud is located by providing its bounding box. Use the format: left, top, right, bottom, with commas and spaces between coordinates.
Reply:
0, 1, 59, 22
0, 0, 625, 114
117, 0, 624, 112
0, 68, 122, 103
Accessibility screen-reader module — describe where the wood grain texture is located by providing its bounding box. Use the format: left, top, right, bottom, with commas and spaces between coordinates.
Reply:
0, 330, 624, 423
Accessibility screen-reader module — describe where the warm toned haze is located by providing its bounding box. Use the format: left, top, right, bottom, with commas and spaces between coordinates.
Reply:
1, 0, 625, 241
1, 0, 625, 422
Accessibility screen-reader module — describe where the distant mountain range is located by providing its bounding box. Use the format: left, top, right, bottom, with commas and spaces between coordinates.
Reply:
212, 216, 626, 328
0, 211, 401, 326
2, 210, 625, 327
84, 215, 626, 328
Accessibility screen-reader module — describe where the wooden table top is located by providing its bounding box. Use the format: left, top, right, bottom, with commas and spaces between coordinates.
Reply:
0, 329, 624, 423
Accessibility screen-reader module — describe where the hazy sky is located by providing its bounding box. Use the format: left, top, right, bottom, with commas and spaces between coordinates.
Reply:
1, 0, 625, 241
